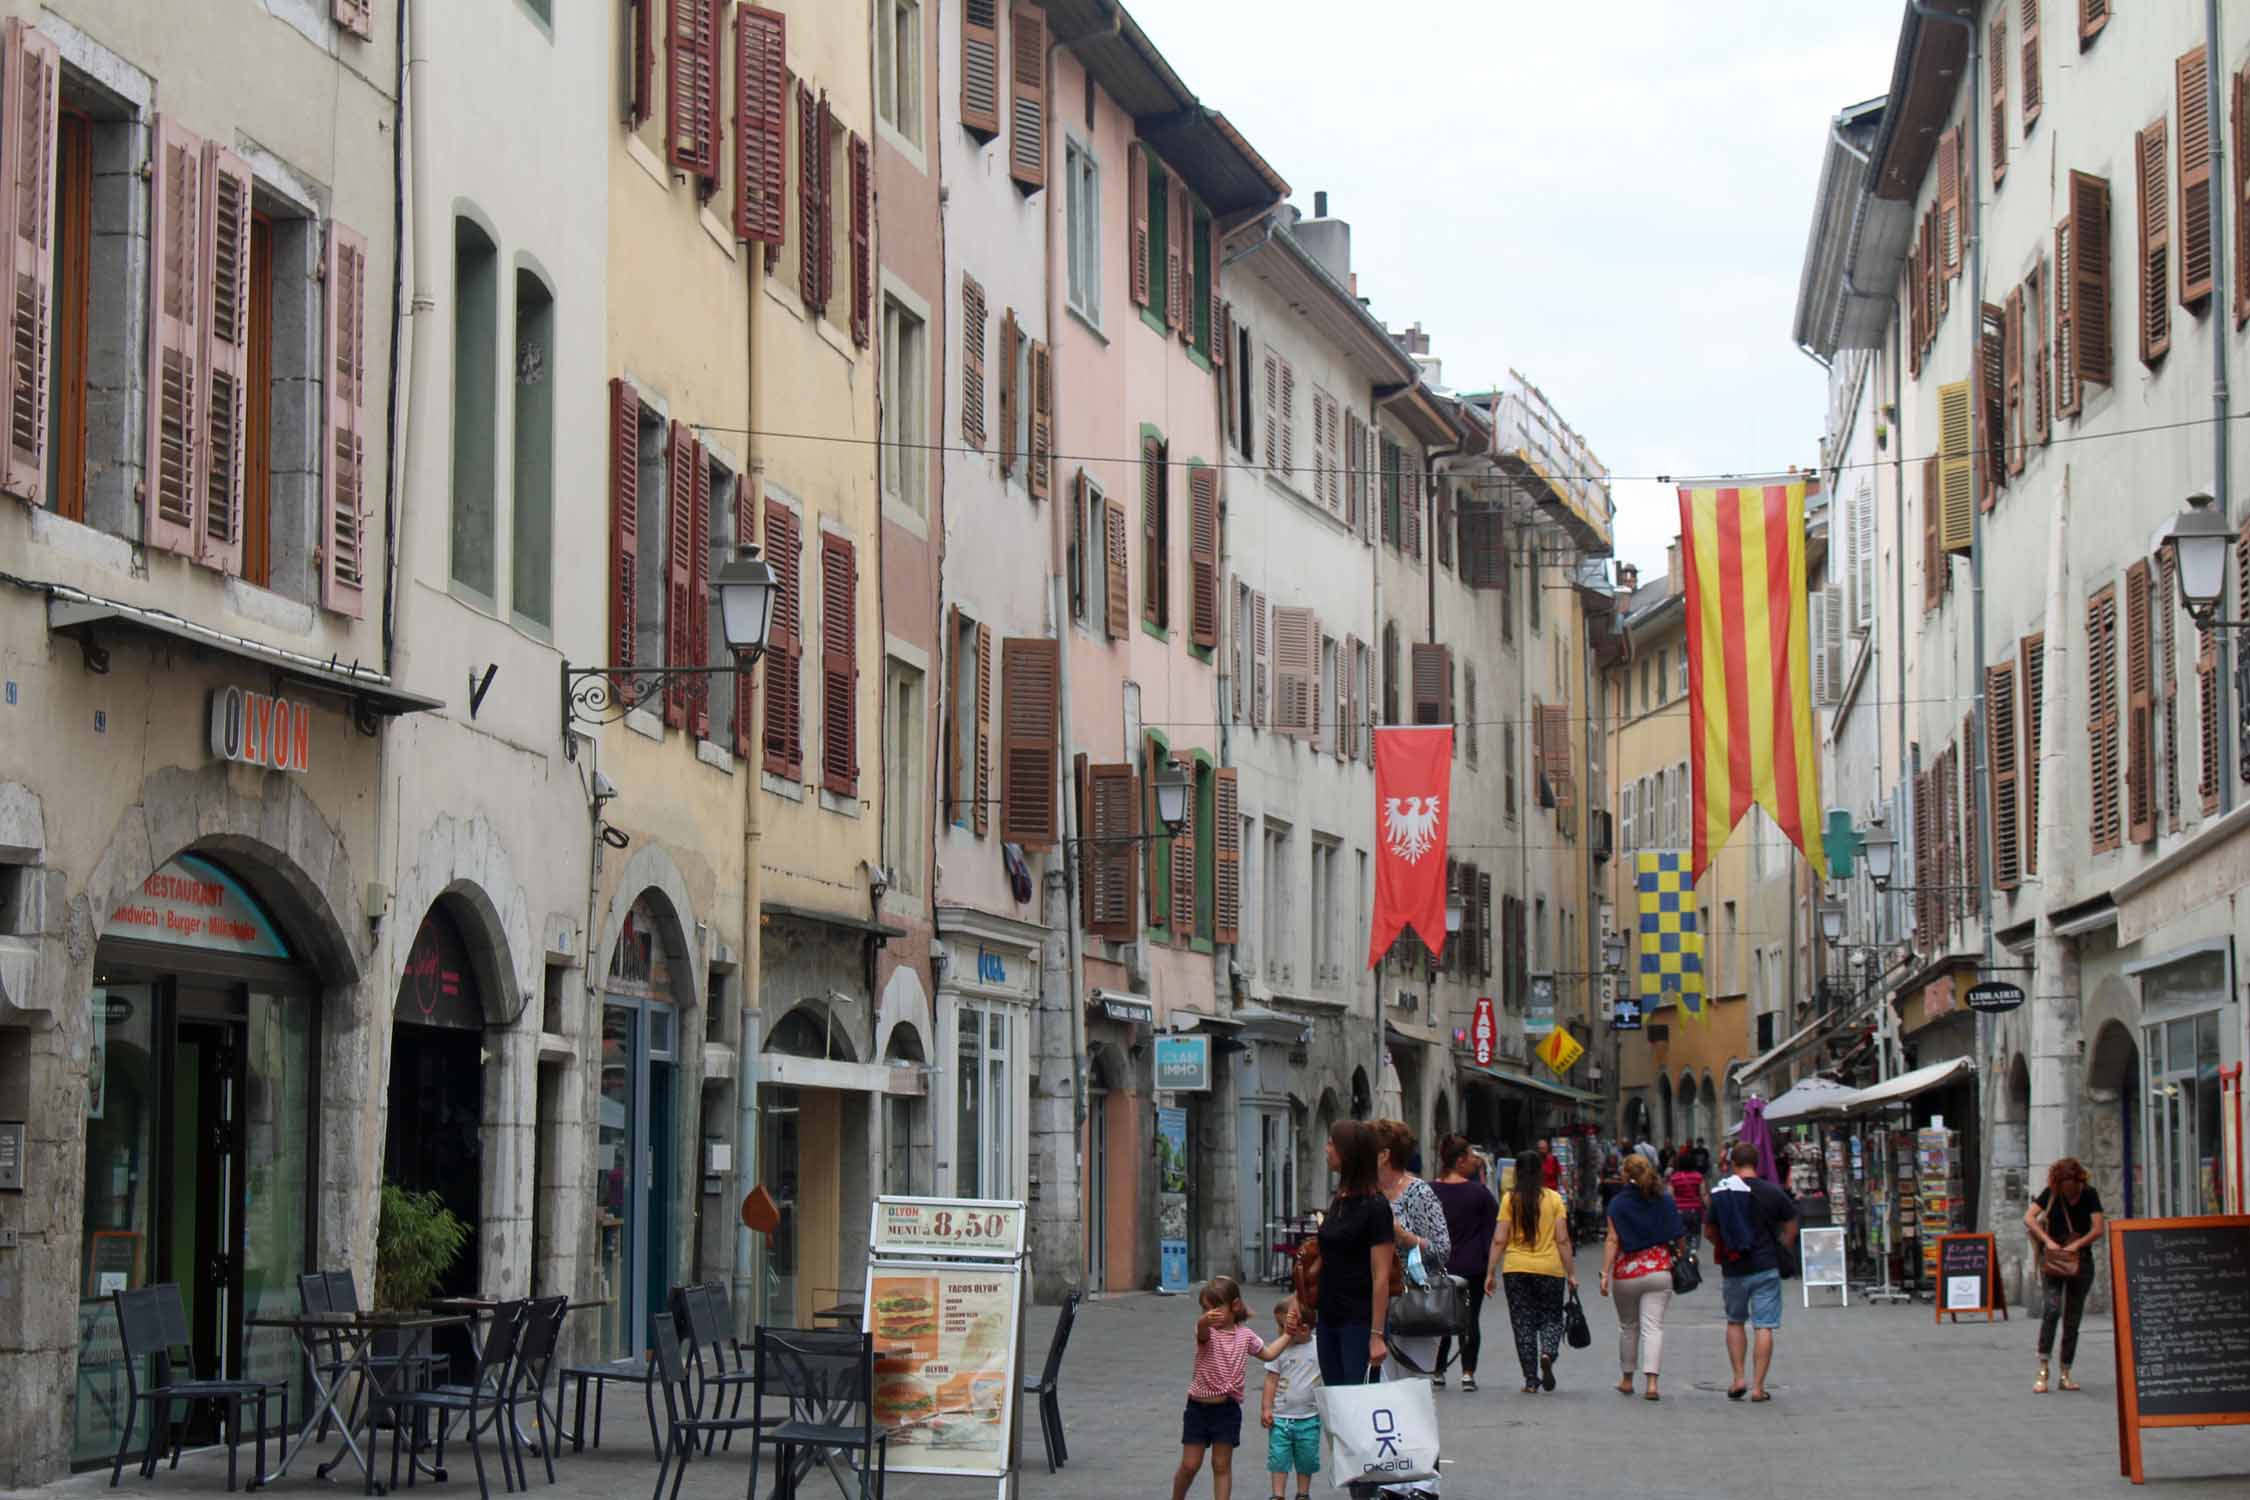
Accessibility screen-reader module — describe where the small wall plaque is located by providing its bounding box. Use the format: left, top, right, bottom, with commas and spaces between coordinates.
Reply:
0, 1120, 24, 1191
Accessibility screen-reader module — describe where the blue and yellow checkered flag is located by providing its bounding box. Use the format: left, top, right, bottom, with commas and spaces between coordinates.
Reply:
1636, 852, 1705, 1017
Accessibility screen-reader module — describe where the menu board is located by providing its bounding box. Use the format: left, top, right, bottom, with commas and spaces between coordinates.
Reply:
865, 1261, 1024, 1478
1800, 1226, 1848, 1294
871, 1197, 1026, 1259
1936, 1233, 2004, 1321
2113, 1218, 2250, 1418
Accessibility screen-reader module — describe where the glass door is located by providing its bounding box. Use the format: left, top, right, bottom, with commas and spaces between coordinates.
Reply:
1085, 1091, 1108, 1290
2144, 1011, 2226, 1217
759, 1085, 801, 1326
595, 1004, 636, 1359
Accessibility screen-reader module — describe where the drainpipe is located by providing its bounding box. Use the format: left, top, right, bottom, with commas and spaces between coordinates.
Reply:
733, 166, 769, 1329
2204, 0, 2235, 810
2029, 470, 2075, 1180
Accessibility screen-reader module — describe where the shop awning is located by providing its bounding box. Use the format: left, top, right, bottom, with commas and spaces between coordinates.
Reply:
1835, 1056, 1973, 1116
1457, 1059, 1603, 1107
1758, 1074, 1859, 1125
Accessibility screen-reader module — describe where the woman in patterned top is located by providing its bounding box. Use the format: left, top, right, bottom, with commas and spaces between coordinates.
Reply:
1371, 1119, 1449, 1497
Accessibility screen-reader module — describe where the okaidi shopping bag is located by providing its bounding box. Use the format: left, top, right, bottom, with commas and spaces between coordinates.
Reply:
1320, 1376, 1439, 1490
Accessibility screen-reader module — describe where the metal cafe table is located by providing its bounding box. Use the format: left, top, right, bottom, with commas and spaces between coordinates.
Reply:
245, 1308, 469, 1495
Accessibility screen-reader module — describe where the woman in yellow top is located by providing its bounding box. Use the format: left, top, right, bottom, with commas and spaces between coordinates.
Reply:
1483, 1146, 1577, 1394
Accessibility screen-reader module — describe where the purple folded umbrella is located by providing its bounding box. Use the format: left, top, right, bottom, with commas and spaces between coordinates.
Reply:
1737, 1098, 1779, 1181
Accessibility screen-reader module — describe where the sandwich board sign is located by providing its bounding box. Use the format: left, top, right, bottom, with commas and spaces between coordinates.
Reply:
865, 1196, 1029, 1498
1799, 1225, 1848, 1307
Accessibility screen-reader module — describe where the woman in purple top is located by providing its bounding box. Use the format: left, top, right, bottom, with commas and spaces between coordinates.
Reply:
1429, 1134, 1500, 1392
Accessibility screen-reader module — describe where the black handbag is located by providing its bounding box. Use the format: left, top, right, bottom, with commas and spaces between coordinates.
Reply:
1563, 1287, 1592, 1350
1670, 1248, 1703, 1296
1390, 1269, 1472, 1339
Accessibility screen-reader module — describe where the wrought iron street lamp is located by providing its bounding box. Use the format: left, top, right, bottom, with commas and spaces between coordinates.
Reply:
562, 547, 780, 759
1069, 758, 1191, 845
1861, 827, 1898, 892
1819, 900, 1846, 945
2160, 492, 2235, 627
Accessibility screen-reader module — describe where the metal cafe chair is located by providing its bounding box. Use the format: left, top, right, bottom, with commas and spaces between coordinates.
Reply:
499, 1296, 570, 1484
1020, 1291, 1083, 1473
387, 1299, 527, 1500
648, 1316, 776, 1500
108, 1284, 287, 1494
673, 1284, 758, 1450
746, 1327, 898, 1500
556, 1308, 661, 1454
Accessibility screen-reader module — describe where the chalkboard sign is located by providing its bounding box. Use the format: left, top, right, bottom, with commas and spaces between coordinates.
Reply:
1934, 1233, 2005, 1322
2109, 1215, 2250, 1485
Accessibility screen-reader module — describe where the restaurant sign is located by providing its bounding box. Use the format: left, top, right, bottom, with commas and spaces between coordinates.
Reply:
104, 854, 290, 958
210, 687, 312, 773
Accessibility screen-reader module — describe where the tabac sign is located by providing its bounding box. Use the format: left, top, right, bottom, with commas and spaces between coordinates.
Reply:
210, 687, 312, 773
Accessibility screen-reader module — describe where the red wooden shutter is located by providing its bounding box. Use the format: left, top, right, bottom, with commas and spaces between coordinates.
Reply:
762, 499, 803, 778
998, 308, 1020, 477
2029, 259, 2052, 445
1989, 12, 2007, 187
2079, 0, 2108, 46
146, 119, 204, 556
2125, 561, 2154, 843
663, 421, 696, 727
2070, 170, 2111, 392
609, 380, 642, 686
1410, 643, 1452, 725
1084, 761, 1140, 939
627, 0, 655, 126
1188, 465, 1219, 649
2137, 118, 2171, 365
1027, 340, 1052, 499
2002, 288, 2024, 479
1008, 6, 1046, 192
667, 0, 720, 179
1958, 725, 1978, 915
2087, 584, 2120, 853
1140, 432, 1163, 625
0, 20, 58, 506
961, 274, 987, 450
820, 534, 859, 795
1000, 637, 1060, 846
962, 0, 1000, 136
1104, 495, 1130, 639
849, 133, 872, 346
1912, 765, 1933, 942
2178, 48, 2214, 308
689, 438, 713, 737
198, 145, 253, 576
333, 0, 372, 41
734, 7, 786, 245
1938, 128, 1962, 278
2021, 633, 2044, 873
1128, 144, 1149, 310
322, 221, 370, 616
2021, 0, 2042, 128
973, 620, 992, 836
1989, 661, 2021, 891
2199, 628, 2221, 813
1169, 762, 1195, 940
815, 93, 834, 311
2158, 549, 2180, 829
1214, 769, 1240, 945
797, 84, 822, 309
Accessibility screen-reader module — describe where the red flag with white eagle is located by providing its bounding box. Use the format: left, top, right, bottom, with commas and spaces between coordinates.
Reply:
1368, 725, 1453, 968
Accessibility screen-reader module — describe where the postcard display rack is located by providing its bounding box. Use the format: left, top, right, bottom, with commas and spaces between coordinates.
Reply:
1915, 1128, 1965, 1290
862, 1196, 1032, 1499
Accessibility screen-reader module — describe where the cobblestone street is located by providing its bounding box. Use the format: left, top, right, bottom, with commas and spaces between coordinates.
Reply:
12, 1288, 2245, 1500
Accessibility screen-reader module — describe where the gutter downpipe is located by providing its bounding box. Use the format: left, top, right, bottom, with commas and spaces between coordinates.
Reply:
734, 127, 770, 1324
2206, 0, 2235, 811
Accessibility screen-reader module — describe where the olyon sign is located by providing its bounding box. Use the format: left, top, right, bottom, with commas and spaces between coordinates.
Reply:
210, 687, 312, 773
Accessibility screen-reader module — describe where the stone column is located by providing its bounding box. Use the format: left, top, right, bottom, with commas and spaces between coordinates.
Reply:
1028, 868, 1082, 1303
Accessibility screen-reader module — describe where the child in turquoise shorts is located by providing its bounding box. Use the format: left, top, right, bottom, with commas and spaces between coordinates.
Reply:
1258, 1296, 1321, 1500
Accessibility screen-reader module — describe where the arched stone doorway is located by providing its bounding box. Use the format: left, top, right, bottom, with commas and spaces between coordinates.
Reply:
1351, 1066, 1372, 1121
2086, 1019, 2141, 1220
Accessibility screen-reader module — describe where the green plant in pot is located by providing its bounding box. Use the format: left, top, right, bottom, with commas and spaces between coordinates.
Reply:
375, 1184, 470, 1311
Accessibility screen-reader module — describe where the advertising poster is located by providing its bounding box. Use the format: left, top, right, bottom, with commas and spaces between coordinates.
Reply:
872, 1198, 1026, 1259
866, 1261, 1023, 1476
1156, 1105, 1191, 1292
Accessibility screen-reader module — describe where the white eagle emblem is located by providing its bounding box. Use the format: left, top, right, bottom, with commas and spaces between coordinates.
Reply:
1383, 796, 1441, 864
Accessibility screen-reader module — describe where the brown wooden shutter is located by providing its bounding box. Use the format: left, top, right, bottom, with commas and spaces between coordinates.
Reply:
2021, 0, 2043, 128
0, 21, 58, 507
1905, 243, 1922, 378
2236, 65, 2250, 327
797, 84, 821, 307
2079, 0, 2108, 46
762, 498, 804, 778
2021, 633, 2044, 873
1027, 340, 1052, 499
1082, 760, 1140, 939
2029, 260, 2052, 445
998, 307, 1020, 477
667, 0, 720, 179
1989, 661, 2021, 891
1976, 304, 2006, 501
2070, 171, 2112, 390
819, 534, 858, 795
1169, 761, 1196, 940
197, 144, 252, 576
1104, 495, 1130, 639
2087, 583, 2120, 853
1001, 636, 1058, 846
322, 221, 370, 615
2157, 548, 2181, 829
663, 421, 696, 727
2126, 563, 2155, 843
734, 8, 787, 245
961, 0, 1000, 137
1342, 633, 1360, 759
1008, 6, 1046, 192
1938, 128, 1962, 279
1188, 466, 1219, 649
849, 134, 871, 346
2002, 288, 2024, 479
1272, 606, 1318, 737
627, 0, 655, 124
610, 381, 642, 689
961, 273, 987, 449
1165, 176, 1185, 330
815, 92, 835, 310
2054, 214, 2078, 415
1958, 726, 1978, 916
972, 619, 992, 835
689, 437, 713, 737
1128, 144, 1150, 310
1410, 642, 1453, 725
943, 605, 965, 826
1935, 380, 1974, 553
2178, 48, 2214, 308
1252, 590, 1269, 726
1911, 765, 1933, 942
2199, 628, 2221, 813
1214, 769, 1241, 945
2138, 118, 2172, 365
1922, 455, 1948, 608
1141, 432, 1165, 625
1344, 411, 1365, 533
146, 119, 204, 556
333, 0, 372, 41
1989, 12, 2008, 187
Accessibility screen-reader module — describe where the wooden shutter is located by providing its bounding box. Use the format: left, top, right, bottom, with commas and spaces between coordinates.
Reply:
2070, 171, 2112, 390
1410, 642, 1453, 725
667, 0, 721, 179
961, 273, 987, 449
2178, 48, 2215, 308
819, 534, 858, 795
2236, 65, 2250, 326
1008, 6, 1046, 192
2199, 629, 2221, 813
2054, 213, 2079, 416
2087, 584, 2120, 853
664, 421, 697, 727
322, 221, 369, 616
975, 619, 991, 837
849, 134, 872, 347
1958, 724, 1979, 915
609, 380, 642, 685
1128, 144, 1149, 309
1938, 128, 1962, 278
1912, 764, 1933, 942
942, 605, 963, 827
1251, 589, 1269, 726
2022, 633, 2044, 873
1104, 495, 1130, 639
196, 144, 252, 576
2002, 288, 2024, 479
1082, 761, 1140, 940
998, 308, 1020, 477
626, 0, 655, 125
734, 7, 787, 245
2138, 118, 2172, 365
1976, 303, 2006, 500
2126, 560, 2155, 843
1935, 379, 1974, 553
1905, 243, 1922, 378
1922, 454, 1945, 608
961, 0, 1000, 137
1001, 637, 1058, 846
815, 92, 834, 311
1989, 12, 2008, 187
1169, 762, 1195, 940
1989, 661, 2021, 891
333, 0, 372, 41
689, 438, 713, 737
2158, 549, 2181, 829
146, 119, 204, 556
2080, 0, 2108, 46
2029, 259, 2052, 445
1140, 432, 1165, 625
2021, 0, 2043, 128
1344, 410, 1366, 533
0, 21, 57, 506
1188, 466, 1219, 649
1164, 178, 1185, 330
1272, 606, 1317, 737
797, 84, 822, 308
1214, 769, 1241, 945
762, 498, 804, 778
1342, 633, 1360, 758
1027, 340, 1052, 499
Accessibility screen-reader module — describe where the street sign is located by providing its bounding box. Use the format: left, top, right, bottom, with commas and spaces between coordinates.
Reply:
1611, 997, 1643, 1031
1963, 980, 2026, 1014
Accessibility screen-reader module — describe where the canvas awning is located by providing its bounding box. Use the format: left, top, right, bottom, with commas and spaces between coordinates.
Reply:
1759, 1074, 1859, 1125
1836, 1057, 1973, 1116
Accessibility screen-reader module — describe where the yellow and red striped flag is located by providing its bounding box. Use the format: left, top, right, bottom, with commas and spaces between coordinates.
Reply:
1678, 481, 1828, 883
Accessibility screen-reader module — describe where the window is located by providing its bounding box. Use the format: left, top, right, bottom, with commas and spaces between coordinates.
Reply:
629, 401, 669, 680
42, 105, 90, 522
1722, 902, 1737, 994
1653, 649, 1668, 704
1533, 898, 1549, 973
1465, 668, 1479, 766
955, 1006, 1012, 1197
1677, 649, 1689, 697
1230, 577, 1253, 717
1065, 138, 1100, 324
1141, 430, 1170, 629
876, 0, 923, 150
1262, 821, 1292, 981
451, 219, 499, 602
1639, 659, 1651, 714
947, 608, 988, 833
1191, 207, 1213, 357
1379, 436, 1402, 546
1140, 149, 1169, 321
511, 270, 554, 632
1382, 623, 1400, 725
1527, 554, 1542, 631
1620, 778, 1635, 857
1319, 636, 1338, 754
705, 453, 745, 743
885, 659, 925, 894
881, 295, 928, 515
1311, 838, 1338, 985
1071, 473, 1105, 626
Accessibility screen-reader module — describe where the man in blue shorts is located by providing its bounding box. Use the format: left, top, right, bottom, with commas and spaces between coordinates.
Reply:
1705, 1141, 1798, 1402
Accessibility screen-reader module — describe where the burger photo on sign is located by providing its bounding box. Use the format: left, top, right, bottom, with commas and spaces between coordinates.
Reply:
873, 1285, 938, 1339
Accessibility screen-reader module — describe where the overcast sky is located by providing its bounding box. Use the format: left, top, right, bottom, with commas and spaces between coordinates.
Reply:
1125, 0, 1904, 582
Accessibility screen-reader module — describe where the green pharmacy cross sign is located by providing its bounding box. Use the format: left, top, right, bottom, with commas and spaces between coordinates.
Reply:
1824, 809, 1864, 879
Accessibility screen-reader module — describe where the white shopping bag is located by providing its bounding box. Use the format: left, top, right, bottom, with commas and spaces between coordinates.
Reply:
1319, 1376, 1439, 1490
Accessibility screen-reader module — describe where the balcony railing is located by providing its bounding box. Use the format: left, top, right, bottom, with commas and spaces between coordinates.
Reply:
1489, 371, 1613, 552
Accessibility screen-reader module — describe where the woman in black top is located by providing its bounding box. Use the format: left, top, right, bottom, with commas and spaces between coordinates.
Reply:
1314, 1119, 1396, 1387
2022, 1155, 2105, 1392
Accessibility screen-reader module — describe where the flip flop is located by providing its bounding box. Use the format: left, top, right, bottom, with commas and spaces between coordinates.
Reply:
1727, 1385, 1748, 1401
1644, 1392, 1662, 1402
1749, 1391, 1774, 1403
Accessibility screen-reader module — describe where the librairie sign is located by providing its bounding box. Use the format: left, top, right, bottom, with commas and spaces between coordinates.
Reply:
1963, 980, 2026, 1014
210, 687, 312, 773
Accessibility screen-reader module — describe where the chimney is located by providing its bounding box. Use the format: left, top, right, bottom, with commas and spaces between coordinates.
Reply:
1616, 562, 1639, 600
1666, 538, 1682, 587
1295, 190, 1352, 287
1314, 190, 1328, 217
1397, 321, 1431, 357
